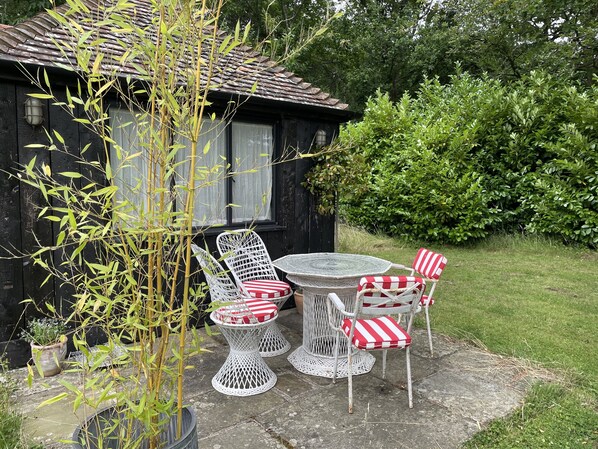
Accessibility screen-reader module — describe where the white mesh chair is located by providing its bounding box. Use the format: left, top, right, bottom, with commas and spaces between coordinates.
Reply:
327, 275, 425, 412
216, 229, 292, 357
393, 248, 447, 356
192, 244, 278, 396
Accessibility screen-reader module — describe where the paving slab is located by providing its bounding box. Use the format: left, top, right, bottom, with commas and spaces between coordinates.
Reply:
10, 309, 549, 449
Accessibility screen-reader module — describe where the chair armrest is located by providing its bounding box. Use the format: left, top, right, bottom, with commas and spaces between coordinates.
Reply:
390, 263, 408, 270
390, 263, 415, 276
326, 293, 354, 330
327, 292, 346, 313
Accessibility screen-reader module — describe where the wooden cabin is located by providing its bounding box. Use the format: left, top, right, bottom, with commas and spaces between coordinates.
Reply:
0, 1, 351, 366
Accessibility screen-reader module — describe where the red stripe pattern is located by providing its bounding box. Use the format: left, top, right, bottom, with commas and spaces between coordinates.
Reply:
412, 248, 447, 280
420, 295, 434, 306
214, 299, 278, 325
342, 316, 411, 350
242, 280, 292, 299
358, 275, 425, 308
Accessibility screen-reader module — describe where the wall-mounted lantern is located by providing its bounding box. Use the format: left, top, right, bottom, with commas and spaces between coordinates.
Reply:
24, 97, 44, 126
315, 129, 327, 148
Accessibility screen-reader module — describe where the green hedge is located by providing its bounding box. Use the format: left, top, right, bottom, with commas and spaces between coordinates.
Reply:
338, 72, 598, 246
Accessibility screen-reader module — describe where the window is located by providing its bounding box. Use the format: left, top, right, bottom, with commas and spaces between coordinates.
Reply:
111, 109, 274, 227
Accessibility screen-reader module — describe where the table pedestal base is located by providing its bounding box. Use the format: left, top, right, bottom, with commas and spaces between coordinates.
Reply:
288, 346, 375, 379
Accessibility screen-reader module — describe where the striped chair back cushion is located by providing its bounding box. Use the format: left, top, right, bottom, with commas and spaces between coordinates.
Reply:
412, 248, 447, 280
358, 275, 425, 309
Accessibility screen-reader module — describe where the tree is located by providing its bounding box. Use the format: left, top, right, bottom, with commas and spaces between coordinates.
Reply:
0, 0, 65, 25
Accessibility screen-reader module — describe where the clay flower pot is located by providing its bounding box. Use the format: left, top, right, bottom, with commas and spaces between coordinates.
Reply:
294, 291, 304, 315
30, 336, 67, 377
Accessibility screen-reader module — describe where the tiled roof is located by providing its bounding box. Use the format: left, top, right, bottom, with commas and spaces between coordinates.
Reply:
0, 0, 349, 112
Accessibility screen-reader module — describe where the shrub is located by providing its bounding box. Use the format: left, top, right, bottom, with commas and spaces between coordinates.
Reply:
337, 72, 598, 246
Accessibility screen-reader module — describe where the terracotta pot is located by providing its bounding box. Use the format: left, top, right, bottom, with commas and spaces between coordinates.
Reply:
294, 292, 303, 315
30, 338, 67, 377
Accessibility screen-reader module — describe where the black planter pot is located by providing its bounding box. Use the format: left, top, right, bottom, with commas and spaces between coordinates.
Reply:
71, 405, 198, 449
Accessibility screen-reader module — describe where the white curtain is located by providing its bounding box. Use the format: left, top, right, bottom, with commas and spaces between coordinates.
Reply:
176, 118, 227, 225
110, 109, 148, 216
231, 122, 273, 223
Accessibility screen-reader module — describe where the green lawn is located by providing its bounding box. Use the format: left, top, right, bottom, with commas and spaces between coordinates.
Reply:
339, 225, 598, 448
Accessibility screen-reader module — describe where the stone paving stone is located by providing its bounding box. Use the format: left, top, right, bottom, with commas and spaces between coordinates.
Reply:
257, 376, 479, 449
198, 420, 287, 449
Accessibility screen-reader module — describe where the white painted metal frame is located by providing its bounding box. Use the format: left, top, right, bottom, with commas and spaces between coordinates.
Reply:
216, 229, 292, 357
192, 245, 277, 396
327, 278, 424, 412
391, 257, 445, 356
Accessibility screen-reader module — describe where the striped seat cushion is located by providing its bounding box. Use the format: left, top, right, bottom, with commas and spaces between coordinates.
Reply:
242, 279, 292, 299
342, 316, 411, 350
420, 295, 434, 307
412, 248, 447, 280
214, 299, 278, 325
358, 275, 425, 308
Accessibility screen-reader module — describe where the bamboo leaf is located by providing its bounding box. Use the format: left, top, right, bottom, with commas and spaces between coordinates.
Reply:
37, 392, 68, 408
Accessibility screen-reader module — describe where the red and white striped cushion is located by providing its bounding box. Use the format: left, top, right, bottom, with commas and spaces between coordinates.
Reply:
342, 316, 411, 350
242, 280, 292, 299
412, 248, 447, 280
358, 275, 425, 308
420, 295, 434, 307
214, 299, 278, 325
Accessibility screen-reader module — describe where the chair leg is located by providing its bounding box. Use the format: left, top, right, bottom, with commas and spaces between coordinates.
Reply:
382, 349, 387, 379
332, 332, 340, 384
347, 346, 353, 414
424, 306, 433, 356
405, 346, 413, 408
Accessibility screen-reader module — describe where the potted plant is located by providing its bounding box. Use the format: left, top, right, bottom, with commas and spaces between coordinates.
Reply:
21, 317, 67, 377
17, 1, 335, 447
19, 1, 235, 448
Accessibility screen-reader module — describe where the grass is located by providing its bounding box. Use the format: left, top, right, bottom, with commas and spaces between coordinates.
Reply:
339, 225, 598, 448
0, 361, 38, 449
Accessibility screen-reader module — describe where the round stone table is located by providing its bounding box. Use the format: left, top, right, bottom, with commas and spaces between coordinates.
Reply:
273, 252, 392, 378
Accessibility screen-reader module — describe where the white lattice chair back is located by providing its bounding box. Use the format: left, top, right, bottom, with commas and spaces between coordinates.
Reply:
216, 229, 279, 283
192, 244, 267, 326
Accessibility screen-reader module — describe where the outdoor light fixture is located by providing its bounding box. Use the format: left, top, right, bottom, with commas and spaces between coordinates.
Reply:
315, 129, 327, 148
24, 97, 44, 126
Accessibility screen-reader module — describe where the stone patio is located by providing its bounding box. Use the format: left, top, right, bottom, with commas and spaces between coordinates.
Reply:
12, 309, 546, 449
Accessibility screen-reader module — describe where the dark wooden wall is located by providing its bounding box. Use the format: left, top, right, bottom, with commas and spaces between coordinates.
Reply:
0, 79, 338, 367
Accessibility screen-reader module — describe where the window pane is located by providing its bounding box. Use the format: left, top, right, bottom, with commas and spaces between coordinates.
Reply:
110, 109, 148, 215
176, 118, 227, 225
231, 122, 273, 223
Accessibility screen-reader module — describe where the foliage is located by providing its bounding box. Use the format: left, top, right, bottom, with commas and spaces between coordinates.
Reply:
0, 359, 40, 449
302, 142, 368, 215
16, 0, 249, 447
20, 317, 66, 346
0, 0, 65, 25
338, 72, 598, 246
340, 225, 598, 448
285, 0, 597, 112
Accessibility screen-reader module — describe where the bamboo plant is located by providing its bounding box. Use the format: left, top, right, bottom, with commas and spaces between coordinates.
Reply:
19, 0, 245, 447
16, 0, 337, 446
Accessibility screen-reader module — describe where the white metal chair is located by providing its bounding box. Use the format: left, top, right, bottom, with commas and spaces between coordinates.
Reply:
327, 275, 425, 412
393, 248, 447, 356
192, 244, 278, 396
216, 229, 292, 357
